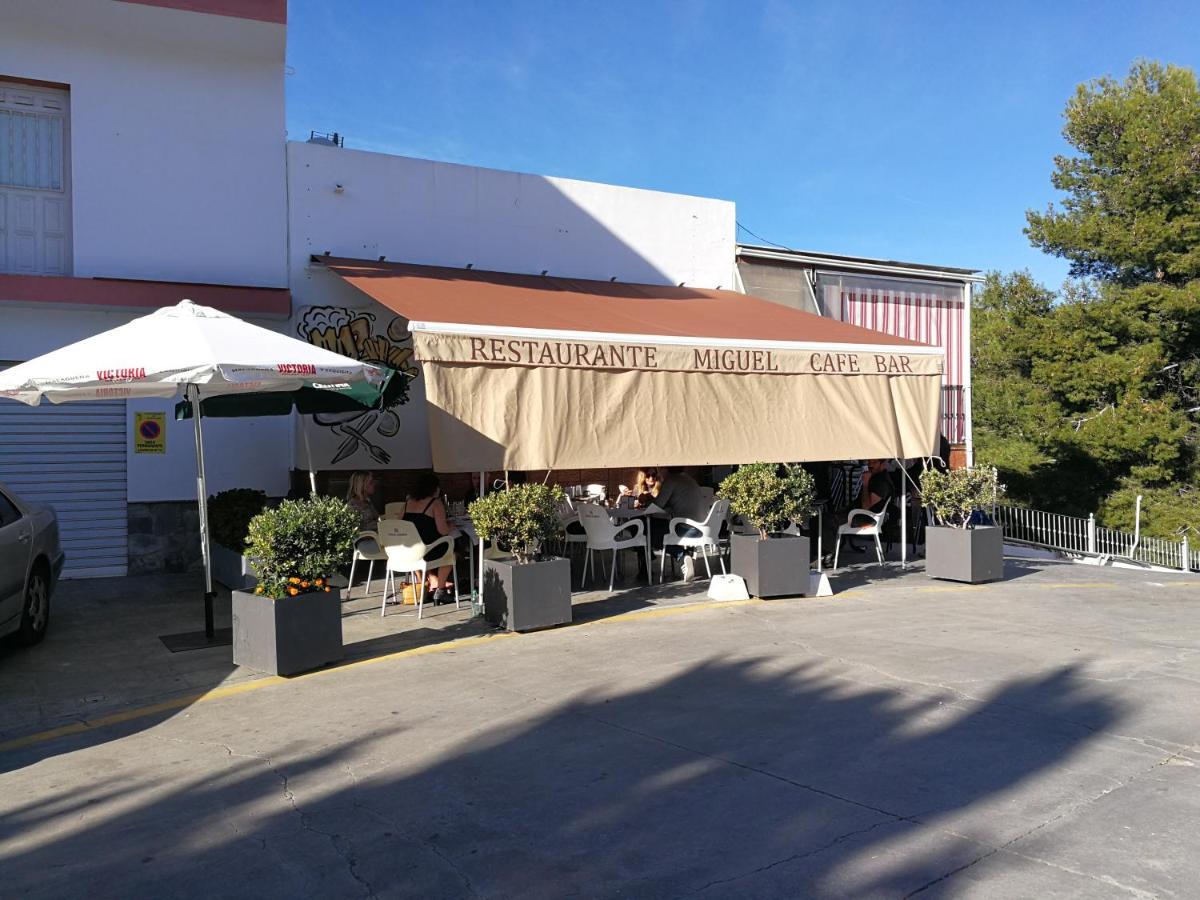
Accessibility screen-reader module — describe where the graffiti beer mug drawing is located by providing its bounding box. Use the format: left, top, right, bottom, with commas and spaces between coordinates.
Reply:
297, 306, 418, 465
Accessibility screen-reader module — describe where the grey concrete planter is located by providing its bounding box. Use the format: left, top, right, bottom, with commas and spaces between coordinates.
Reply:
232, 588, 343, 676
211, 542, 259, 591
925, 525, 1004, 583
483, 556, 572, 632
731, 532, 809, 598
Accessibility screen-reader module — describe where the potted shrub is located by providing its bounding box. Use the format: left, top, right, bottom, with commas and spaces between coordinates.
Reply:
232, 495, 359, 676
209, 488, 270, 590
919, 466, 1006, 583
470, 483, 571, 632
720, 463, 816, 598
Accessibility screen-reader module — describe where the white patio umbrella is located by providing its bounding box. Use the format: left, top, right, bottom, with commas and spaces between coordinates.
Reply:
0, 299, 385, 647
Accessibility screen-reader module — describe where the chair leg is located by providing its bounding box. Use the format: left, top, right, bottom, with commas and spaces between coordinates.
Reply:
833, 534, 842, 570
702, 548, 712, 578
644, 542, 652, 585
349, 555, 358, 594
417, 569, 426, 620
608, 549, 617, 593
874, 534, 884, 565
453, 556, 462, 609
584, 548, 592, 587
380, 569, 390, 618
366, 560, 375, 596
659, 545, 667, 583
719, 547, 727, 575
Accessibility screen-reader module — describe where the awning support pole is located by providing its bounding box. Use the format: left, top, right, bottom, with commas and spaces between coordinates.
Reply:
893, 458, 908, 571
478, 471, 485, 616
191, 386, 215, 638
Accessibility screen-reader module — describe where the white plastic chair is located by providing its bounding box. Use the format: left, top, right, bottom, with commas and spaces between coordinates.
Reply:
383, 501, 407, 517
697, 486, 715, 510
378, 518, 457, 619
660, 499, 730, 582
576, 501, 651, 592
832, 506, 889, 569
348, 529, 388, 597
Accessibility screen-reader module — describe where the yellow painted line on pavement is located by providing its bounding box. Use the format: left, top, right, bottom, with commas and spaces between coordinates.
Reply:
0, 597, 767, 755
0, 631, 518, 754
588, 597, 763, 624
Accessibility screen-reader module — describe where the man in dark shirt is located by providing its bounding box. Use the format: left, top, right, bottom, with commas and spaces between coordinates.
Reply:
642, 467, 707, 581
846, 459, 894, 552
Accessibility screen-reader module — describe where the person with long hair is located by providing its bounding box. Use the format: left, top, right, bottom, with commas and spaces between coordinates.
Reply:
346, 471, 379, 530
620, 467, 659, 509
403, 471, 455, 603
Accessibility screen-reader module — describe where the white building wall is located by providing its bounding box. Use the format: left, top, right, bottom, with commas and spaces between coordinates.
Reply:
1, 0, 292, 504
0, 0, 288, 287
286, 143, 738, 471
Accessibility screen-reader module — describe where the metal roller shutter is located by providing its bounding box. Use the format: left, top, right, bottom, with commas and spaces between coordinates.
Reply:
0, 400, 128, 578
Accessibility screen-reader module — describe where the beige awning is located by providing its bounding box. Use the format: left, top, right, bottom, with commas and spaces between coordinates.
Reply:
319, 258, 945, 471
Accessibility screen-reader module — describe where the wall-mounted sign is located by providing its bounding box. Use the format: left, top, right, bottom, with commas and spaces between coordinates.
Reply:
134, 411, 166, 454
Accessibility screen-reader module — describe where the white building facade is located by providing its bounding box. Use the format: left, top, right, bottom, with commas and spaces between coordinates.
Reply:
0, 0, 291, 577
0, 0, 978, 579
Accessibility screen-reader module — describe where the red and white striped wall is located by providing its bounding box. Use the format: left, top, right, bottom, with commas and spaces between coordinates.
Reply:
820, 272, 972, 450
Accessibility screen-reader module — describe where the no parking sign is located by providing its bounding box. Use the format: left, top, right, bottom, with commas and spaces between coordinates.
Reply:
134, 412, 166, 454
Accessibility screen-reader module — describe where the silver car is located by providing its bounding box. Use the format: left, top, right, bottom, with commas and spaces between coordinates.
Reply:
0, 482, 64, 645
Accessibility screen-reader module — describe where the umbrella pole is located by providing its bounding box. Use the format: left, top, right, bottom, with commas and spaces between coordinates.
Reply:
191, 387, 215, 638
303, 417, 317, 495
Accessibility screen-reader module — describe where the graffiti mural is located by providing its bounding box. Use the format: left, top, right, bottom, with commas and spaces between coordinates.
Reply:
297, 306, 418, 466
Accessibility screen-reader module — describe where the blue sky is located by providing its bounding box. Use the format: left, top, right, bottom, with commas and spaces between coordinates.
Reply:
286, 1, 1200, 289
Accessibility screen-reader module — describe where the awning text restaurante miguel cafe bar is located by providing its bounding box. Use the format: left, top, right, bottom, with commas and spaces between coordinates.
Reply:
315, 257, 946, 472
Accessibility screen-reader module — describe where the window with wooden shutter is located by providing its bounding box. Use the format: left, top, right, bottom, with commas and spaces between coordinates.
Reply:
0, 81, 71, 276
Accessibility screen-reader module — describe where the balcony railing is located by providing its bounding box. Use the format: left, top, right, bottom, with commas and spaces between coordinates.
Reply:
941, 385, 966, 444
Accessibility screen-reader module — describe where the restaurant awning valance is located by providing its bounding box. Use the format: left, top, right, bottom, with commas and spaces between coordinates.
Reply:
318, 257, 946, 471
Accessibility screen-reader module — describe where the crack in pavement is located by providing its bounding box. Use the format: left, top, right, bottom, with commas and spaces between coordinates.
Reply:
148, 735, 377, 899
904, 745, 1194, 898
681, 819, 895, 897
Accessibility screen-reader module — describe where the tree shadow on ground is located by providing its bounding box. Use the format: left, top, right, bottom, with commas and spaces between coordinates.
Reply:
0, 655, 1124, 898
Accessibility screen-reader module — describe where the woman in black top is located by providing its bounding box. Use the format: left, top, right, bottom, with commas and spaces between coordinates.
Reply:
403, 472, 454, 603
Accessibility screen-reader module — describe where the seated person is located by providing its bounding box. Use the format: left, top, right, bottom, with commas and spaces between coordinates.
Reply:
402, 472, 455, 604
845, 460, 895, 552
645, 467, 709, 580
346, 472, 383, 569
346, 471, 379, 531
620, 467, 660, 509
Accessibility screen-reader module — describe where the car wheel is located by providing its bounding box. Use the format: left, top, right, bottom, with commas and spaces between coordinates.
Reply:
18, 569, 50, 646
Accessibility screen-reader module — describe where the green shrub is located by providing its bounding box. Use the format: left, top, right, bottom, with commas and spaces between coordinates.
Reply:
208, 488, 270, 551
920, 467, 1006, 528
468, 483, 566, 563
246, 495, 359, 599
718, 463, 816, 539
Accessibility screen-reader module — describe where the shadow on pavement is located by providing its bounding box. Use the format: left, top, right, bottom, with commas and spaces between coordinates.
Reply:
0, 654, 1124, 897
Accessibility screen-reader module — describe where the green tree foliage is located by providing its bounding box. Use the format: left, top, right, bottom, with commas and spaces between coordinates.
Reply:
1025, 61, 1200, 285
975, 60, 1200, 540
469, 483, 566, 562
246, 495, 359, 599
717, 463, 816, 539
919, 467, 1005, 529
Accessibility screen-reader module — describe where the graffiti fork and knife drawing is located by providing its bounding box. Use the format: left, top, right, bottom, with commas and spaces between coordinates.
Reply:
298, 306, 417, 466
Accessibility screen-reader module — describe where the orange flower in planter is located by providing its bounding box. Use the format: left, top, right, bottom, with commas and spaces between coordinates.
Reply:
288, 576, 301, 585
287, 586, 299, 596
314, 578, 325, 587
300, 581, 311, 589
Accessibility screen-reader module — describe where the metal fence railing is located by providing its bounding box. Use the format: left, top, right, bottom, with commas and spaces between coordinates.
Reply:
995, 503, 1195, 573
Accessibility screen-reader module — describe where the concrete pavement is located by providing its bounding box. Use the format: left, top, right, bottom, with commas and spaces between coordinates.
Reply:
1, 559, 1199, 897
